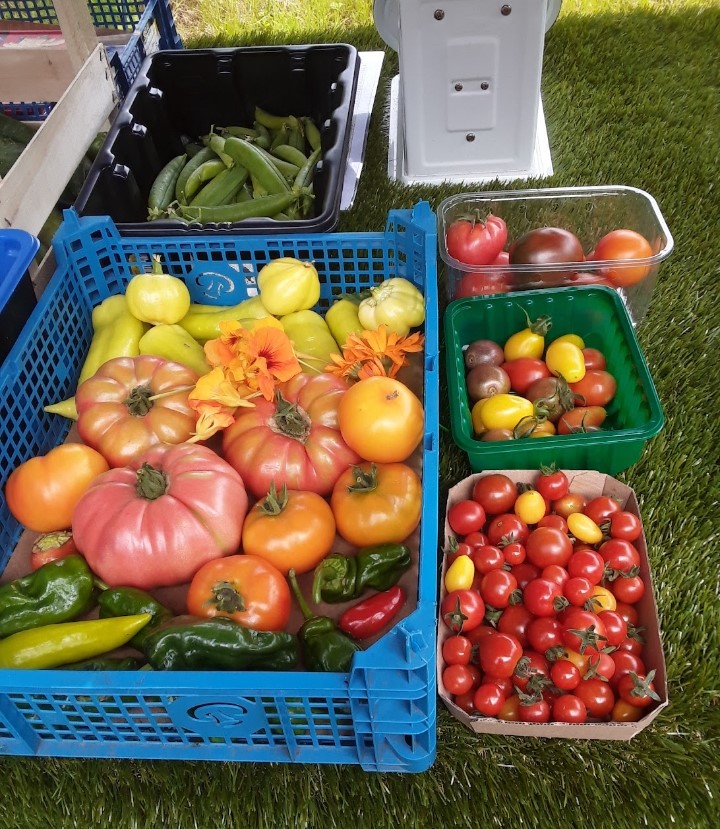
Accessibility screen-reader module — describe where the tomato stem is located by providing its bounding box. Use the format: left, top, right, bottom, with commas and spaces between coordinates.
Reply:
256, 482, 289, 516
344, 464, 379, 494
125, 384, 154, 416
272, 392, 311, 441
210, 580, 246, 614
135, 463, 169, 500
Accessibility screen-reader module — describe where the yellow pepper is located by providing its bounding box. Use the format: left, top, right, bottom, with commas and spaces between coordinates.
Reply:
444, 555, 475, 592
43, 294, 148, 420
0, 614, 151, 669
324, 295, 364, 347
357, 277, 425, 337
178, 295, 272, 343
257, 257, 321, 317
138, 324, 209, 376
125, 255, 191, 325
281, 310, 339, 374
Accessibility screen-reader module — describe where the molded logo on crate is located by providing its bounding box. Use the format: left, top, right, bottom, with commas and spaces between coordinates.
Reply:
168, 698, 263, 736
189, 264, 259, 301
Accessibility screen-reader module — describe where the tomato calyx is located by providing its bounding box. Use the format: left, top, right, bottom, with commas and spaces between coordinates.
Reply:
545, 645, 568, 663
32, 529, 73, 552
210, 579, 247, 614
624, 670, 662, 703
255, 482, 290, 516
521, 309, 553, 338
566, 623, 608, 654
135, 463, 169, 500
271, 392, 312, 442
603, 563, 641, 582
443, 597, 469, 633
124, 384, 155, 416
344, 463, 381, 494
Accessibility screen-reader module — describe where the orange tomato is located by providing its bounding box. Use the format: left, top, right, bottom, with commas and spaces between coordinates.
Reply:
331, 461, 422, 547
593, 229, 653, 287
187, 554, 291, 632
5, 443, 109, 532
241, 485, 336, 575
337, 376, 424, 463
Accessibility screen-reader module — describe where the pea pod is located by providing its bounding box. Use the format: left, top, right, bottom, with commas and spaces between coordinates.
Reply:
253, 144, 300, 178
148, 153, 187, 216
183, 158, 228, 203
221, 125, 258, 139
188, 164, 249, 208
222, 135, 290, 195
302, 117, 322, 152
294, 147, 322, 191
174, 146, 216, 203
206, 133, 234, 167
255, 106, 291, 131
178, 191, 302, 224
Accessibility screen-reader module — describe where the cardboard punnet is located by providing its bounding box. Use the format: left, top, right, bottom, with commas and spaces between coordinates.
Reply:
438, 469, 668, 740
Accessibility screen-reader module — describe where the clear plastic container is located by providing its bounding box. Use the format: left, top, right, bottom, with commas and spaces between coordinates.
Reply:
437, 185, 674, 324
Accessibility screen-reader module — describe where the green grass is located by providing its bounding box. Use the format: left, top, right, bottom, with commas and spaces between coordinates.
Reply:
1, 1, 719, 827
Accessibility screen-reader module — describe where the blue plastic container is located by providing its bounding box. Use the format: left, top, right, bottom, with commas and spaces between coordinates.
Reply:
0, 0, 183, 120
0, 202, 439, 772
0, 228, 39, 366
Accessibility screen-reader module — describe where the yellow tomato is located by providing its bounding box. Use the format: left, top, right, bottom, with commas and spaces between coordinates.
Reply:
552, 333, 585, 350
526, 419, 557, 438
337, 376, 424, 463
503, 313, 552, 361
567, 512, 603, 544
475, 394, 534, 431
444, 555, 475, 592
514, 490, 547, 524
588, 585, 617, 613
545, 340, 586, 383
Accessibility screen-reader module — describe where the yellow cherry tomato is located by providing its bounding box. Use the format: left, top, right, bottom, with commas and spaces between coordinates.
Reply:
514, 490, 547, 524
444, 555, 475, 592
588, 585, 617, 613
526, 419, 557, 438
567, 512, 603, 544
503, 312, 552, 361
544, 340, 586, 383
476, 394, 534, 431
552, 333, 585, 350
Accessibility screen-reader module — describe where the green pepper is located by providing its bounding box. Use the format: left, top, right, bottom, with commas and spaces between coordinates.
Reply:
0, 614, 152, 669
312, 543, 412, 604
97, 586, 173, 651
0, 555, 96, 639
61, 656, 143, 671
142, 615, 299, 671
289, 569, 360, 673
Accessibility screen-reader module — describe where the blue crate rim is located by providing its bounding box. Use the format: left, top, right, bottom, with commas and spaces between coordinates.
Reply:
0, 228, 39, 307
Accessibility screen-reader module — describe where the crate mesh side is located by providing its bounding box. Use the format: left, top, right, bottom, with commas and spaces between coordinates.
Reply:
0, 1, 147, 29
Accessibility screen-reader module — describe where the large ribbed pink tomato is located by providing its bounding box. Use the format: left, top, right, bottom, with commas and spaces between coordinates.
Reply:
72, 443, 248, 589
221, 371, 361, 499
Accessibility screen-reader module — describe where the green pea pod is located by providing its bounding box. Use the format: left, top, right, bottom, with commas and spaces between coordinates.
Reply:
302, 116, 322, 152
222, 125, 258, 139
148, 153, 187, 214
0, 555, 95, 638
188, 164, 249, 208
272, 143, 308, 168
220, 136, 291, 195
174, 146, 216, 203
254, 106, 290, 131
294, 147, 322, 191
206, 133, 234, 167
270, 124, 291, 151
253, 144, 300, 178
183, 158, 228, 203
143, 615, 299, 671
179, 191, 301, 224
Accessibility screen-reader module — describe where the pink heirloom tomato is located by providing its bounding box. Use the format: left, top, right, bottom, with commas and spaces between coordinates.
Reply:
72, 443, 248, 589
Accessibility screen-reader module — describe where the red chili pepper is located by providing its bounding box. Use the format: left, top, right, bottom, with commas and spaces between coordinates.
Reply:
338, 586, 406, 640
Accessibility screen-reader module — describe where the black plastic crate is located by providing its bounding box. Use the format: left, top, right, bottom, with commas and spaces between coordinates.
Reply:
74, 45, 360, 236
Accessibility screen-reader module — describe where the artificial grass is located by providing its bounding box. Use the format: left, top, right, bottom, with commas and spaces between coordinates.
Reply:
1, 1, 719, 827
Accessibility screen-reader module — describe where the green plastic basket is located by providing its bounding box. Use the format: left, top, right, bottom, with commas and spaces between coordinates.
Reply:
445, 286, 664, 475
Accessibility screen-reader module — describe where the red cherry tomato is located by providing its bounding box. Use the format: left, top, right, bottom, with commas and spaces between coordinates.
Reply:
581, 348, 607, 370
574, 677, 616, 718
552, 694, 588, 723
611, 575, 646, 604
518, 698, 551, 723
552, 492, 587, 518
501, 358, 552, 395
567, 549, 605, 585
541, 564, 571, 587
497, 604, 534, 648
609, 511, 643, 542
562, 609, 608, 655
597, 610, 628, 647
523, 578, 563, 617
570, 370, 618, 407
502, 542, 526, 566
480, 569, 519, 609
550, 660, 582, 692
593, 228, 653, 287
510, 561, 540, 589
526, 615, 564, 653
535, 468, 570, 501
441, 589, 486, 632
600, 538, 641, 571
442, 634, 474, 666
472, 683, 506, 717
584, 496, 622, 525
486, 513, 529, 546
471, 544, 505, 574
477, 631, 523, 678
447, 499, 487, 536
538, 514, 568, 533
471, 474, 518, 515
526, 526, 573, 569
442, 663, 476, 696
616, 671, 661, 708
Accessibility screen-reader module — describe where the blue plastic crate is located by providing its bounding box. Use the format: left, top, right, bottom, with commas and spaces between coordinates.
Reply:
0, 228, 39, 365
0, 0, 183, 120
0, 201, 440, 772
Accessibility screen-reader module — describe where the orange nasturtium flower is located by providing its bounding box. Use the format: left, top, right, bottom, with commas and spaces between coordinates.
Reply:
188, 321, 302, 441
325, 325, 425, 380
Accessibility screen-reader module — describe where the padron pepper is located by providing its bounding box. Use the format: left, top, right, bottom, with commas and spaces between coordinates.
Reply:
289, 569, 360, 673
0, 614, 152, 669
312, 543, 412, 604
97, 586, 173, 651
61, 656, 143, 671
43, 294, 148, 420
142, 615, 299, 671
0, 554, 96, 639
